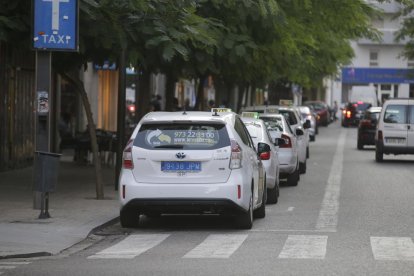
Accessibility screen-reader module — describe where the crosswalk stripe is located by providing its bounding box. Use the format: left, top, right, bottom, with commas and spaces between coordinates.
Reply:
371, 237, 414, 261
88, 234, 170, 259
183, 234, 248, 259
278, 235, 327, 259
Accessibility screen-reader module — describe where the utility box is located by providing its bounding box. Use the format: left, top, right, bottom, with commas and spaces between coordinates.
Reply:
33, 151, 61, 192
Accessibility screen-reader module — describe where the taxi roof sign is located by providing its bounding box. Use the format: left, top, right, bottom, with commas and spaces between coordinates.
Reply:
241, 112, 259, 119
279, 99, 293, 106
211, 108, 232, 113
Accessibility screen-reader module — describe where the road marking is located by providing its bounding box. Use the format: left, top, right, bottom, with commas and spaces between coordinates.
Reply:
371, 237, 414, 261
315, 130, 346, 232
183, 234, 248, 259
250, 229, 324, 233
88, 234, 170, 259
288, 207, 295, 212
0, 266, 16, 269
278, 235, 327, 259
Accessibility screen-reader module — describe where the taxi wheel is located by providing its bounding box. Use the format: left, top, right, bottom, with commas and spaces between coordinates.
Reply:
306, 146, 310, 158
120, 209, 140, 228
299, 161, 307, 174
287, 166, 299, 186
254, 179, 266, 219
236, 189, 253, 229
375, 147, 383, 162
267, 184, 279, 204
357, 139, 363, 150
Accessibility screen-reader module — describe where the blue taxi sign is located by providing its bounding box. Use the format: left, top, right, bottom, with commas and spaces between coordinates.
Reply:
33, 0, 78, 51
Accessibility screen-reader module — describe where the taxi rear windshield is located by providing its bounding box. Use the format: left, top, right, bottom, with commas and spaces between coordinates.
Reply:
134, 123, 230, 150
260, 117, 283, 132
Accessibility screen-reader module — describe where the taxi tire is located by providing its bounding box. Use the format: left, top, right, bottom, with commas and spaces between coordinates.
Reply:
375, 147, 383, 162
254, 180, 266, 219
236, 190, 253, 229
287, 166, 299, 186
267, 184, 279, 204
357, 140, 363, 150
120, 209, 140, 228
306, 147, 310, 158
299, 161, 307, 174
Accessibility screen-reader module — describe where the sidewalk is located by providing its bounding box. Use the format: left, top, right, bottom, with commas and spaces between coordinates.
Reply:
0, 152, 119, 259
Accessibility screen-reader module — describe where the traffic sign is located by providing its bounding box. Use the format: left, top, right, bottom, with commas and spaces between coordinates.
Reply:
33, 0, 78, 51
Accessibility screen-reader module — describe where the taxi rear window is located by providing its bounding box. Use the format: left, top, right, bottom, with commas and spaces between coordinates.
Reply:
260, 117, 283, 131
134, 123, 230, 150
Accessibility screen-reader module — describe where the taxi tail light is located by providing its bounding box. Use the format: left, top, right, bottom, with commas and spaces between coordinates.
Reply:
280, 134, 292, 148
260, 151, 271, 160
237, 185, 241, 199
123, 139, 134, 169
229, 139, 242, 169
346, 110, 352, 119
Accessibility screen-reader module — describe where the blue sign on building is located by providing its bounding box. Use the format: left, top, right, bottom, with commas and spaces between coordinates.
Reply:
33, 0, 78, 51
342, 67, 414, 84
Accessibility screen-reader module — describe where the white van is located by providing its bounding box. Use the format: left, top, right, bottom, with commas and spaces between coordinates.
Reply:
375, 98, 414, 162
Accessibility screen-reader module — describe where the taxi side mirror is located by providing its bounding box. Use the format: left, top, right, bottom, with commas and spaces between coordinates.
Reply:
296, 128, 304, 136
274, 138, 286, 147
303, 119, 311, 129
257, 142, 271, 154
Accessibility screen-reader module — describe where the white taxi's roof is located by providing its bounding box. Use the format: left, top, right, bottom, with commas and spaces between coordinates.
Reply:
141, 111, 235, 124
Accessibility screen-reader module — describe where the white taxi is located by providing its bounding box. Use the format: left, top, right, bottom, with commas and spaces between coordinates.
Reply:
241, 113, 285, 204
119, 110, 266, 229
259, 114, 301, 186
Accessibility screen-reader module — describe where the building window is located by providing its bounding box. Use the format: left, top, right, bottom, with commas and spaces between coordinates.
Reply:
408, 57, 414, 68
370, 51, 379, 67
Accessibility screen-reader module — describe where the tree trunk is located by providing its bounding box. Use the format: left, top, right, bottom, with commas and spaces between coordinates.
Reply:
62, 71, 104, 200
165, 70, 176, 111
195, 75, 206, 111
136, 68, 151, 121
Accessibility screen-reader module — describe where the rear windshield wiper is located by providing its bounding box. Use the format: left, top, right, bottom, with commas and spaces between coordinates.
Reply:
153, 144, 184, 149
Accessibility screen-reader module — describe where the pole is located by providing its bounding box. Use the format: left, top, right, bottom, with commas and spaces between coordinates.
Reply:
115, 47, 127, 191
34, 51, 52, 215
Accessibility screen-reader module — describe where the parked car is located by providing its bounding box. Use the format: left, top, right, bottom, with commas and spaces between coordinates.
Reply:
342, 101, 372, 127
298, 106, 317, 142
119, 111, 266, 229
241, 116, 285, 204
375, 99, 414, 162
241, 105, 310, 173
357, 107, 382, 150
259, 114, 301, 186
304, 101, 331, 126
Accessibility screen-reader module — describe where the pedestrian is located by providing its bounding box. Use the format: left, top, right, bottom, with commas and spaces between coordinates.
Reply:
151, 95, 162, 111
333, 101, 338, 121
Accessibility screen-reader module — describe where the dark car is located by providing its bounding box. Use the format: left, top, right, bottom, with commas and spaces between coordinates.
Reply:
304, 101, 330, 126
341, 101, 372, 127
357, 107, 382, 149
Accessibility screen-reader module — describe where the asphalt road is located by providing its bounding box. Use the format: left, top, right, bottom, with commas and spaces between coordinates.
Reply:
4, 122, 414, 276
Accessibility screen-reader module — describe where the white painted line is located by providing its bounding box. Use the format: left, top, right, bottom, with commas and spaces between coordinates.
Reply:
288, 207, 295, 212
278, 235, 327, 259
88, 234, 170, 259
315, 130, 346, 232
183, 234, 248, 259
0, 266, 16, 269
250, 229, 324, 233
371, 237, 414, 261
0, 262, 30, 265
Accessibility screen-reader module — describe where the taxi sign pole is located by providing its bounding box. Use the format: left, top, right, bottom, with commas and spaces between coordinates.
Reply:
33, 0, 78, 217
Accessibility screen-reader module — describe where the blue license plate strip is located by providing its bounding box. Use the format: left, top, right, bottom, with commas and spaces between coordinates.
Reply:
161, 161, 201, 172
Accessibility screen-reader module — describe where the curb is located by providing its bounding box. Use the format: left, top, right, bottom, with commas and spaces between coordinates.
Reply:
0, 252, 52, 260
87, 216, 119, 236
0, 217, 119, 260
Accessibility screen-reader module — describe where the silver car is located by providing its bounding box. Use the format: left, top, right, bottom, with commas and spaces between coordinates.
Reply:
299, 106, 317, 142
241, 116, 285, 204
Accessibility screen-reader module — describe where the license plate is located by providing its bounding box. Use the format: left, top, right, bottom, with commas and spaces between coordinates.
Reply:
161, 161, 201, 172
386, 138, 405, 144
